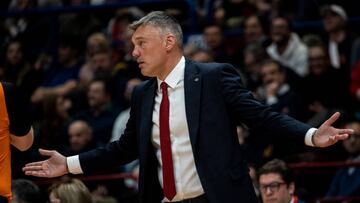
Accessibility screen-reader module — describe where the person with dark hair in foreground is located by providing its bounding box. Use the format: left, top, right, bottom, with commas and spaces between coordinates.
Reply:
23, 11, 353, 203
258, 159, 307, 203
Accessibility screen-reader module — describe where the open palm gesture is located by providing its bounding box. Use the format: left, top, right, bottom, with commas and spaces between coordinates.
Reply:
313, 112, 354, 147
23, 149, 68, 178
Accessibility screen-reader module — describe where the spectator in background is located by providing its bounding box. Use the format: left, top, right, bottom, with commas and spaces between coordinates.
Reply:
0, 39, 30, 85
326, 121, 360, 198
302, 43, 350, 126
320, 4, 360, 74
48, 178, 93, 203
111, 78, 142, 142
11, 179, 42, 203
243, 15, 271, 49
258, 59, 305, 120
0, 39, 42, 102
67, 120, 95, 155
350, 60, 360, 102
72, 76, 119, 146
36, 94, 72, 152
189, 48, 214, 63
203, 23, 232, 63
242, 42, 267, 92
258, 159, 307, 203
31, 34, 82, 104
267, 16, 308, 77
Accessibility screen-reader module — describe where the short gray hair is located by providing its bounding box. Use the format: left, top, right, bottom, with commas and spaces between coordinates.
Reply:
129, 11, 183, 47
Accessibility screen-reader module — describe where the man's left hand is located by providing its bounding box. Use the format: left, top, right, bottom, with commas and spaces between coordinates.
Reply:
314, 112, 354, 147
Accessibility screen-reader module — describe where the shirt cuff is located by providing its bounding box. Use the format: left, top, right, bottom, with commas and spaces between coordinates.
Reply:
66, 155, 83, 174
305, 128, 317, 147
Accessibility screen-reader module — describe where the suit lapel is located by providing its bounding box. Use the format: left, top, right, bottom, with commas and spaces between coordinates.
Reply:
184, 60, 201, 150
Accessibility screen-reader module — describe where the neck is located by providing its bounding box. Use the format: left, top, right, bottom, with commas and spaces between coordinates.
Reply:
330, 30, 345, 43
158, 51, 182, 81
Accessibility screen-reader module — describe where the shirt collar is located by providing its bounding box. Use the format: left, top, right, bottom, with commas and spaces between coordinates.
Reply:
157, 56, 185, 90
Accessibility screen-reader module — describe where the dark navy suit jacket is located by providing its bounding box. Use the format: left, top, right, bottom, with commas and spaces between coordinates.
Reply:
78, 60, 311, 203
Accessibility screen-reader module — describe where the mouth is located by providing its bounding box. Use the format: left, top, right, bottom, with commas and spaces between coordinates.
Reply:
137, 61, 145, 68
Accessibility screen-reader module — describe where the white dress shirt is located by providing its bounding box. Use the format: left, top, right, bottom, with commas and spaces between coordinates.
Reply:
66, 56, 317, 199
152, 56, 204, 202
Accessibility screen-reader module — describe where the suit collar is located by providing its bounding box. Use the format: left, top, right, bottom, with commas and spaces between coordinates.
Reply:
140, 59, 202, 151
156, 56, 185, 89
184, 59, 201, 149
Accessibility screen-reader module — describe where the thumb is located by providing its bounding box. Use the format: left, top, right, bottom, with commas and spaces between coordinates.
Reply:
39, 148, 56, 157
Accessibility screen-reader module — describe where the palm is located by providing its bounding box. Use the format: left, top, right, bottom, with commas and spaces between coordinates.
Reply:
23, 149, 67, 178
314, 112, 353, 147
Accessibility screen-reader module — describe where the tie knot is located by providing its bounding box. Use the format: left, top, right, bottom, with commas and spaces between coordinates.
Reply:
160, 82, 168, 93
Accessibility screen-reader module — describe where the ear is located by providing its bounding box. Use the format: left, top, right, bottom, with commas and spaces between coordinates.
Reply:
164, 34, 177, 51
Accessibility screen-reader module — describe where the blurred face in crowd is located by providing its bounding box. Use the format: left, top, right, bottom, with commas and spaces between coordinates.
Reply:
124, 78, 142, 102
56, 96, 72, 119
87, 81, 110, 109
92, 52, 112, 71
322, 12, 345, 33
87, 33, 109, 57
191, 51, 213, 63
58, 45, 76, 65
131, 25, 170, 78
68, 121, 92, 152
244, 16, 264, 43
259, 173, 294, 203
260, 62, 285, 86
203, 25, 223, 49
271, 18, 291, 45
342, 122, 360, 155
308, 46, 329, 75
6, 41, 23, 66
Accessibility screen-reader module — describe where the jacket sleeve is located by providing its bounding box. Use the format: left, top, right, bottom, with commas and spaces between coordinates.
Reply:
218, 64, 311, 143
78, 85, 141, 173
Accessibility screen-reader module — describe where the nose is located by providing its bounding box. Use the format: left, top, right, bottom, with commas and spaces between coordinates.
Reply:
132, 46, 140, 58
265, 187, 273, 195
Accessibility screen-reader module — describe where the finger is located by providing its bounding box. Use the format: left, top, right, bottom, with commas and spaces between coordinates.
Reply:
23, 165, 44, 171
337, 128, 354, 135
25, 170, 48, 177
324, 112, 340, 126
39, 148, 55, 157
24, 161, 44, 167
334, 134, 349, 141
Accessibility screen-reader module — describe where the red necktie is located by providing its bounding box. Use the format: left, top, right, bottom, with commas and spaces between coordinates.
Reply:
160, 82, 176, 200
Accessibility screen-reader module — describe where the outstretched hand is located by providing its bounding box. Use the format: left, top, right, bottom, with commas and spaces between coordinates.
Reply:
22, 149, 68, 178
313, 112, 354, 147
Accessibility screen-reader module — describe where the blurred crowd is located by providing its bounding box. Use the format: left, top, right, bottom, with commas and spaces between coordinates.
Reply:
1, 0, 360, 202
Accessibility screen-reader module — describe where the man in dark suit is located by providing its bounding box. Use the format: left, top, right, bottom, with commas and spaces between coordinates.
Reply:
23, 11, 353, 203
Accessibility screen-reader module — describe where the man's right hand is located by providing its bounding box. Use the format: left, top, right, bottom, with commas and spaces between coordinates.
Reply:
22, 149, 68, 178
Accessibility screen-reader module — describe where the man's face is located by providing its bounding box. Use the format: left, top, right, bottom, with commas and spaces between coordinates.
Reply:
323, 12, 345, 32
271, 18, 290, 44
203, 25, 223, 49
68, 122, 91, 152
342, 122, 360, 155
87, 81, 109, 108
131, 25, 168, 78
260, 63, 285, 85
308, 46, 329, 75
259, 173, 293, 203
92, 53, 112, 71
6, 42, 23, 66
245, 16, 263, 43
